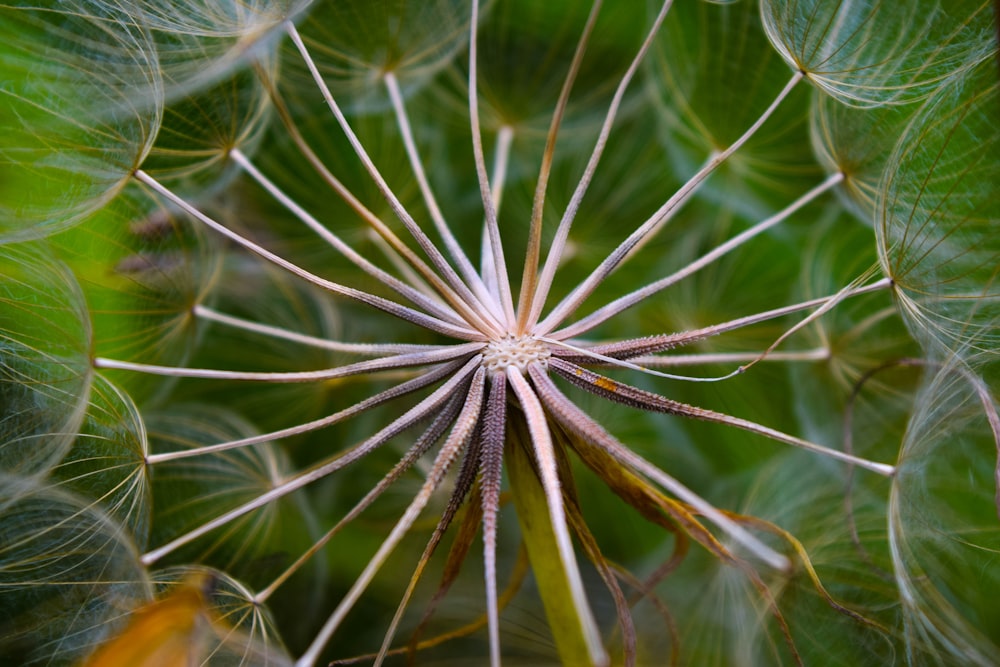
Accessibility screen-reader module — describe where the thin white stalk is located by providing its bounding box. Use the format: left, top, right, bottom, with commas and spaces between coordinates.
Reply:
369, 416, 488, 666
547, 358, 895, 476
481, 125, 515, 304
294, 368, 487, 667
507, 366, 609, 667
94, 342, 482, 383
528, 366, 790, 571
490, 126, 515, 215
515, 0, 603, 334
536, 71, 805, 335
526, 0, 676, 329
627, 348, 830, 367
704, 408, 895, 475
468, 0, 515, 325
543, 336, 750, 383
736, 270, 886, 376
255, 394, 464, 604
133, 169, 483, 341
141, 356, 482, 567
553, 172, 844, 339
372, 437, 488, 667
145, 360, 465, 465
578, 278, 893, 360
366, 229, 441, 302
262, 73, 466, 311
193, 305, 446, 356
373, 476, 474, 667
284, 22, 504, 337
230, 148, 485, 330
384, 72, 502, 323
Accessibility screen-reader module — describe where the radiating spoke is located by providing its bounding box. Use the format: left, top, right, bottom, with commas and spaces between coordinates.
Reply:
133, 169, 484, 340
489, 127, 515, 216
254, 393, 465, 605
627, 348, 830, 367
140, 356, 483, 567
468, 0, 515, 324
547, 358, 895, 475
480, 373, 507, 667
535, 71, 805, 335
543, 336, 752, 384
528, 365, 791, 571
564, 278, 892, 360
145, 359, 467, 464
515, 0, 603, 333
481, 125, 515, 305
294, 368, 487, 667
95, 343, 483, 382
383, 71, 502, 322
230, 148, 486, 330
374, 440, 484, 667
284, 22, 504, 337
526, 0, 677, 329
258, 69, 463, 308
736, 270, 888, 376
193, 305, 448, 356
553, 172, 844, 339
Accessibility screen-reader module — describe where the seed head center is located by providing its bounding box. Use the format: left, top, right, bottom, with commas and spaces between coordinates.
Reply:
482, 334, 550, 375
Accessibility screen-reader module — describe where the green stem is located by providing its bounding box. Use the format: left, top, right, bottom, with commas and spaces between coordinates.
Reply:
507, 416, 607, 667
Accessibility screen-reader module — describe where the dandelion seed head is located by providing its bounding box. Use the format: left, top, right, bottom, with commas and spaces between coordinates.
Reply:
4, 0, 993, 665
481, 334, 550, 375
